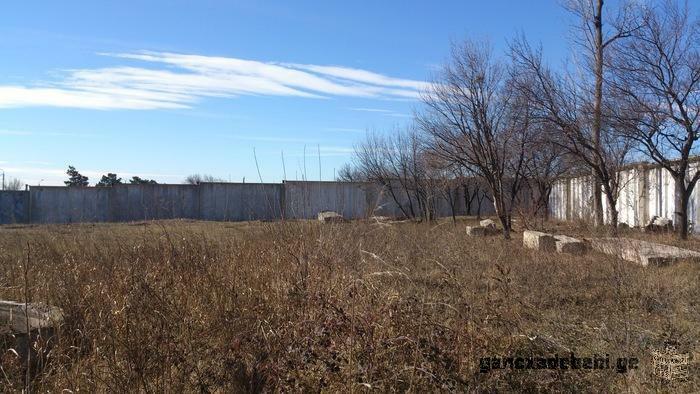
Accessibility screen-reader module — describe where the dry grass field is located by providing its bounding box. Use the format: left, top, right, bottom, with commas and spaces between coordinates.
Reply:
1, 218, 699, 392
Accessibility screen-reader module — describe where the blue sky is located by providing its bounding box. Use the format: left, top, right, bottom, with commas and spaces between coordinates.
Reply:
0, 0, 572, 185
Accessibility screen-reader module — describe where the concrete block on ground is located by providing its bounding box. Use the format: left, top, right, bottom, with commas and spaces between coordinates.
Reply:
590, 238, 700, 267
1, 300, 63, 334
553, 235, 587, 255
1, 300, 63, 371
466, 226, 487, 237
479, 219, 497, 229
479, 219, 499, 235
317, 210, 344, 223
370, 216, 392, 223
523, 230, 556, 252
644, 216, 673, 232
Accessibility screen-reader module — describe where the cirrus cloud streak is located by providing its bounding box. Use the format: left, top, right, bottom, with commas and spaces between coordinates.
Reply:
0, 51, 427, 110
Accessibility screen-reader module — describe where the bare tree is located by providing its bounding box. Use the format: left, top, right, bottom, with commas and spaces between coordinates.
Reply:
608, 0, 700, 238
389, 128, 431, 220
521, 125, 571, 222
351, 128, 433, 220
352, 132, 407, 218
440, 176, 461, 223
419, 40, 531, 238
561, 0, 640, 226
336, 163, 365, 182
451, 164, 490, 219
423, 156, 463, 223
511, 36, 635, 233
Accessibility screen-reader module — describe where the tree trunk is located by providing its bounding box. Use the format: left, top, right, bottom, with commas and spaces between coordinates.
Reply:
674, 177, 690, 240
449, 187, 457, 224
492, 193, 511, 239
476, 195, 483, 221
463, 184, 471, 216
591, 0, 605, 227
603, 190, 619, 236
405, 186, 416, 219
386, 185, 409, 219
543, 187, 551, 221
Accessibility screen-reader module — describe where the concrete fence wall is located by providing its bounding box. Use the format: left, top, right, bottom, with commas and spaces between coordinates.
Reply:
0, 180, 496, 225
199, 183, 283, 221
28, 185, 202, 223
0, 191, 29, 224
284, 181, 374, 220
549, 164, 700, 233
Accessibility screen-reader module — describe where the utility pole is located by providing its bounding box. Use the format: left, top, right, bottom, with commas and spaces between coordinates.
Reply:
281, 150, 287, 181
1, 169, 4, 190
317, 144, 321, 182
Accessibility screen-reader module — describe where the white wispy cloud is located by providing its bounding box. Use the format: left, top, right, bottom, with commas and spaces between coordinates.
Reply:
348, 107, 411, 118
0, 86, 188, 110
283, 63, 431, 97
348, 107, 393, 113
0, 51, 427, 110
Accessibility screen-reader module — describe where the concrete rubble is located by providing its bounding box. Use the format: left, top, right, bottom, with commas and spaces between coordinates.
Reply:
553, 234, 587, 255
317, 211, 344, 223
1, 300, 63, 370
644, 216, 674, 232
466, 226, 486, 237
370, 215, 392, 223
479, 219, 497, 231
1, 300, 63, 334
522, 230, 556, 252
590, 237, 700, 267
522, 230, 587, 255
470, 219, 499, 235
466, 219, 500, 237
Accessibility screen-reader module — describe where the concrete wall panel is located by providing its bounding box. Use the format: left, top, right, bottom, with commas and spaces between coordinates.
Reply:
199, 183, 283, 221
284, 181, 371, 219
0, 191, 29, 224
550, 164, 700, 233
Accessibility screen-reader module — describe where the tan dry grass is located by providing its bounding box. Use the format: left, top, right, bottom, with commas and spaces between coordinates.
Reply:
0, 219, 698, 392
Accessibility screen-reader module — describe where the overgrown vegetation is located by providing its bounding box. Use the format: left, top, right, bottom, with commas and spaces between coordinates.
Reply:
1, 220, 698, 391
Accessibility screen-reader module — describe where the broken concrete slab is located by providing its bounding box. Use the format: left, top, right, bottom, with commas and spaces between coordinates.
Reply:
1, 300, 63, 371
466, 226, 487, 237
479, 219, 501, 235
553, 235, 587, 255
644, 216, 674, 232
480, 219, 497, 229
523, 230, 556, 252
0, 300, 63, 334
370, 215, 392, 223
590, 238, 700, 267
317, 211, 344, 223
